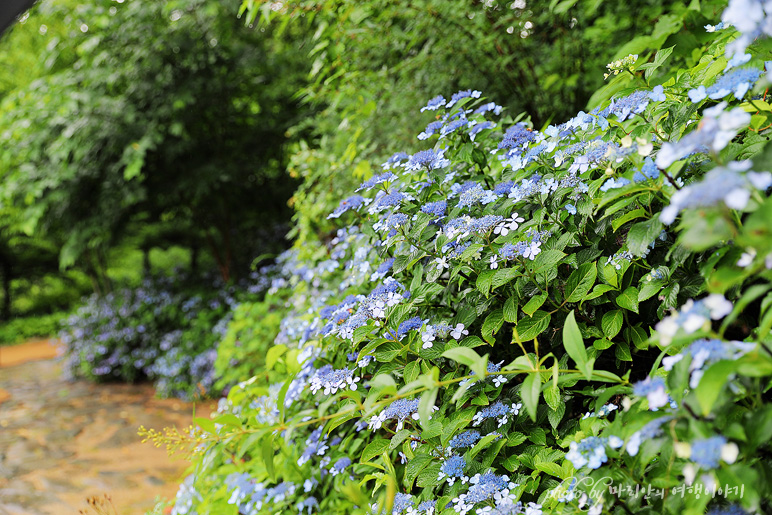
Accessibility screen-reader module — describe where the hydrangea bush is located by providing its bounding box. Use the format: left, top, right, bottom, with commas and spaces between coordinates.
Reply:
155, 2, 772, 513
62, 274, 259, 400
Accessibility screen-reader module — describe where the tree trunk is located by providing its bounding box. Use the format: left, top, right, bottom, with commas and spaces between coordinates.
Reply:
143, 247, 152, 277
1, 259, 11, 321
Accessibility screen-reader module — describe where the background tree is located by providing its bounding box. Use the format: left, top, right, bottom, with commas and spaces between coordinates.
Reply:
0, 0, 310, 285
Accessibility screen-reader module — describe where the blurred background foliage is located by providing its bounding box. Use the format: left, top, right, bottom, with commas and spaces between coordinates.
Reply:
0, 0, 724, 349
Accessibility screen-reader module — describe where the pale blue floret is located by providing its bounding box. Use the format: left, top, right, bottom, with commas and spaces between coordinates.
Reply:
691, 436, 727, 469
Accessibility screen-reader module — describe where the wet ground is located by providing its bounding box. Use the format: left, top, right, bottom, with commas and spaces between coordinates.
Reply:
0, 340, 215, 515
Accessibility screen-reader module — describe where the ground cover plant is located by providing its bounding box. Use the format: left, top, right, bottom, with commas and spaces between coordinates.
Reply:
142, 1, 772, 513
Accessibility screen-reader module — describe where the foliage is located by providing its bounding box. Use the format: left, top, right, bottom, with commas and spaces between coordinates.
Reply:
157, 3, 772, 514
61, 274, 255, 400
0, 0, 306, 283
0, 312, 64, 344
251, 0, 728, 248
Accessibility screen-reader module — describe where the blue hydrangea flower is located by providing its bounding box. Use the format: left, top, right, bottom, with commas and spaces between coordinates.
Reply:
656, 102, 750, 169
357, 172, 396, 192
626, 416, 672, 456
421, 200, 447, 217
418, 120, 444, 140
397, 316, 424, 339
441, 118, 469, 138
469, 121, 495, 140
438, 455, 468, 484
449, 430, 482, 450
632, 377, 669, 410
472, 401, 521, 427
328, 195, 365, 219
404, 148, 451, 171
608, 90, 651, 121
565, 436, 609, 470
446, 89, 481, 108
691, 436, 727, 469
329, 457, 352, 476
660, 160, 772, 225
421, 95, 447, 112
706, 68, 761, 100
382, 152, 409, 169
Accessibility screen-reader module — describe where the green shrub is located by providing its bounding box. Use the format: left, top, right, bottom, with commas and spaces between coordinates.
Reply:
157, 2, 772, 514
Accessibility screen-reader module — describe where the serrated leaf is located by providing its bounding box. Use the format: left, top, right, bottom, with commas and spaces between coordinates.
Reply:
601, 310, 624, 339
615, 341, 632, 361
627, 218, 664, 257
612, 208, 646, 232
522, 293, 547, 316
418, 388, 438, 427
616, 286, 640, 313
544, 384, 561, 411
262, 433, 275, 480
565, 263, 597, 302
477, 270, 495, 296
481, 308, 504, 344
362, 439, 391, 462
534, 460, 564, 478
503, 296, 519, 323
514, 310, 551, 342
529, 249, 565, 274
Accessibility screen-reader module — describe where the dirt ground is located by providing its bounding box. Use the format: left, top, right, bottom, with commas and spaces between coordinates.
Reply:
0, 340, 216, 515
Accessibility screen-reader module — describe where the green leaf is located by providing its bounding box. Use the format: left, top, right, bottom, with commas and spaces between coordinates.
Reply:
262, 433, 275, 480
627, 218, 664, 257
601, 310, 624, 339
521, 372, 541, 422
418, 388, 439, 427
521, 293, 546, 316
534, 460, 564, 478
442, 347, 488, 378
639, 45, 675, 81
481, 308, 504, 344
362, 439, 391, 462
696, 360, 738, 416
529, 249, 565, 275
503, 296, 519, 323
514, 310, 551, 342
213, 414, 242, 428
266, 344, 287, 370
476, 270, 496, 297
563, 310, 591, 380
544, 384, 561, 411
564, 263, 597, 302
611, 208, 646, 232
616, 287, 640, 313
583, 283, 617, 301
194, 417, 216, 434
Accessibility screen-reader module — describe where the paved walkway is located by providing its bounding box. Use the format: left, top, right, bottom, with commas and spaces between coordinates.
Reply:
0, 341, 215, 514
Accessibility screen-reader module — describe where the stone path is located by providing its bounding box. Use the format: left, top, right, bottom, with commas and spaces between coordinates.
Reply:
0, 341, 215, 515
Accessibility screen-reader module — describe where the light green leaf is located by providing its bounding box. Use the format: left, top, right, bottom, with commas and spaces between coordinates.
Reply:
521, 293, 546, 316
521, 372, 541, 422
563, 310, 591, 380
442, 347, 488, 379
362, 439, 391, 462
696, 360, 738, 416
